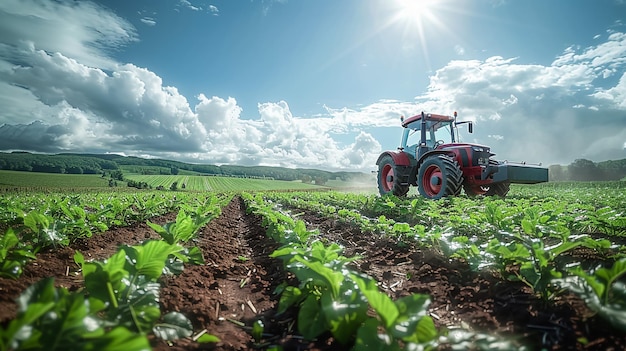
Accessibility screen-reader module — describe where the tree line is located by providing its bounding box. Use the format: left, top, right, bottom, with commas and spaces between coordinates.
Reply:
0, 152, 363, 184
549, 158, 626, 181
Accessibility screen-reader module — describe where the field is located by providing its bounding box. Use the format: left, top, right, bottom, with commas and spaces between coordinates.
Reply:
0, 170, 111, 188
124, 173, 326, 191
0, 182, 625, 350
0, 170, 328, 192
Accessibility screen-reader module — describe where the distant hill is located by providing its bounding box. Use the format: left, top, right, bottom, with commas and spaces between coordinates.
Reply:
0, 151, 367, 184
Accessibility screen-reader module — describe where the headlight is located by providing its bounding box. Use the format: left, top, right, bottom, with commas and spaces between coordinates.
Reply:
472, 146, 484, 152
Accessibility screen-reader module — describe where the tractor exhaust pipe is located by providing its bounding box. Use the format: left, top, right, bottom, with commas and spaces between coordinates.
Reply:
418, 111, 428, 158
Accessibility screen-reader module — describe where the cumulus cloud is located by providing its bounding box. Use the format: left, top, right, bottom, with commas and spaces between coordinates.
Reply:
409, 33, 626, 164
0, 0, 136, 69
1, 0, 625, 171
0, 0, 381, 171
319, 31, 626, 165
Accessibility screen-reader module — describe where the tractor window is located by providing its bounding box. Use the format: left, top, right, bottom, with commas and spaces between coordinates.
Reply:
433, 123, 452, 143
406, 129, 421, 153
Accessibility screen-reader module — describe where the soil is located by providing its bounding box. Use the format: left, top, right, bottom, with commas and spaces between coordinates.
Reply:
1, 196, 624, 350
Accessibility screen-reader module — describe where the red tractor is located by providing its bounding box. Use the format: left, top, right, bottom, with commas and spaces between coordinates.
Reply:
376, 112, 548, 199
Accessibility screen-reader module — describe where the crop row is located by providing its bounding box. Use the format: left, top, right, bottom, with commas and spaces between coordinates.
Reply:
263, 187, 626, 332
1, 194, 230, 350
242, 193, 450, 350
0, 191, 230, 279
124, 174, 322, 191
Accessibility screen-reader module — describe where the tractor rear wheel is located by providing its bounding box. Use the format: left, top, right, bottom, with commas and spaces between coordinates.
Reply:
417, 154, 462, 199
463, 182, 510, 197
377, 155, 409, 196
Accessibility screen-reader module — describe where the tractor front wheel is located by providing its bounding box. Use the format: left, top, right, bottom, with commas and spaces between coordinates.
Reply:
418, 154, 463, 199
377, 155, 409, 196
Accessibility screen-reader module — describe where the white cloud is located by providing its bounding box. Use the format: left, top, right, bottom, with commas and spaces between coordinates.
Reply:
179, 0, 201, 11
141, 17, 157, 26
1, 0, 625, 170
0, 0, 136, 69
402, 33, 626, 164
454, 45, 465, 56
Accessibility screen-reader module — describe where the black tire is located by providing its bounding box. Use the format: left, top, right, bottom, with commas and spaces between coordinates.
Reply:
418, 154, 463, 199
377, 155, 409, 197
464, 159, 510, 197
485, 182, 510, 197
464, 182, 510, 197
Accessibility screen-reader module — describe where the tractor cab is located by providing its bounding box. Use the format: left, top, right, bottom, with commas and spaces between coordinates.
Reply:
400, 112, 472, 159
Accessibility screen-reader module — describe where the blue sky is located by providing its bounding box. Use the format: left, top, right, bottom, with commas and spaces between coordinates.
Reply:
1, 0, 625, 171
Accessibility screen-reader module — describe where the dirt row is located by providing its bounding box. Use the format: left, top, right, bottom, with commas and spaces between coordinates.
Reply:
1, 196, 625, 350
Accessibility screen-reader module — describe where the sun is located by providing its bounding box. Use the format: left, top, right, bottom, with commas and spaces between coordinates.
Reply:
385, 0, 450, 67
389, 0, 447, 42
393, 0, 438, 28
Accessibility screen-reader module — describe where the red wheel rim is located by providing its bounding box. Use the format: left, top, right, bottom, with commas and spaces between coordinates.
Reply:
381, 164, 394, 192
422, 164, 443, 197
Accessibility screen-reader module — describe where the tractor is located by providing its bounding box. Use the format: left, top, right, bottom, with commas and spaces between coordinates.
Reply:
376, 112, 548, 199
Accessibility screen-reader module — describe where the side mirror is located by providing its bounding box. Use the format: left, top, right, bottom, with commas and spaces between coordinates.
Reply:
468, 122, 473, 133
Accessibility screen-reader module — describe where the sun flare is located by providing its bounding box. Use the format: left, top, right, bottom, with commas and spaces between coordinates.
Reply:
393, 0, 438, 28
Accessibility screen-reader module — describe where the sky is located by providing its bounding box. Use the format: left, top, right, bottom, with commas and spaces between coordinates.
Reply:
0, 0, 625, 172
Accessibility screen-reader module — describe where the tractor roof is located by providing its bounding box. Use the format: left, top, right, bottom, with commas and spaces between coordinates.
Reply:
401, 113, 454, 128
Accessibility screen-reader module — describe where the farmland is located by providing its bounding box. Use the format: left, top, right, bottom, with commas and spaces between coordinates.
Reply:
0, 182, 625, 350
124, 173, 325, 191
0, 170, 328, 192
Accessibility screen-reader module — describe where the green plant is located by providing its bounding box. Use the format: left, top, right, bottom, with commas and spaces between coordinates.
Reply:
555, 258, 626, 331
0, 278, 151, 351
0, 228, 37, 279
352, 275, 437, 350
22, 211, 69, 248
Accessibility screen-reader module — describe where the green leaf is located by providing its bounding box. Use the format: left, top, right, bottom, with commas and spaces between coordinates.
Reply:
82, 250, 128, 309
289, 257, 344, 298
298, 295, 327, 340
251, 320, 264, 343
152, 312, 193, 341
126, 241, 179, 280
595, 258, 626, 302
320, 279, 368, 345
391, 294, 434, 342
196, 333, 220, 343
18, 277, 57, 311
521, 219, 535, 235
0, 228, 19, 258
74, 251, 85, 266
84, 326, 151, 351
354, 318, 397, 351
414, 315, 437, 343
352, 275, 398, 329
277, 286, 303, 314
147, 221, 174, 245
185, 246, 205, 265
310, 241, 341, 264
171, 210, 196, 242
118, 280, 162, 333
23, 211, 50, 235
